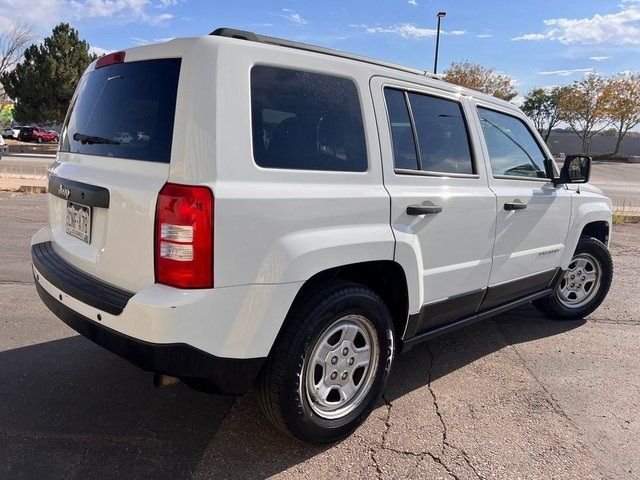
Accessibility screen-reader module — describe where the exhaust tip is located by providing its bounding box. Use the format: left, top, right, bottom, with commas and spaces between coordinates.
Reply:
153, 373, 181, 388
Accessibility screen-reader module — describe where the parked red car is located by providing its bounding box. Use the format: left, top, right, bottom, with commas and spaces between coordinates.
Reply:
18, 127, 59, 143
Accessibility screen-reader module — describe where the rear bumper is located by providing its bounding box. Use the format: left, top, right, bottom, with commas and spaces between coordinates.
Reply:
34, 280, 265, 394
31, 241, 268, 394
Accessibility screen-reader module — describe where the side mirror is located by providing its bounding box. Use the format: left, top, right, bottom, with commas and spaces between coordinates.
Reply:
559, 155, 591, 184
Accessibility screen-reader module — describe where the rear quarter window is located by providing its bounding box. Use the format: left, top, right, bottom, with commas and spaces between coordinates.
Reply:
250, 65, 367, 172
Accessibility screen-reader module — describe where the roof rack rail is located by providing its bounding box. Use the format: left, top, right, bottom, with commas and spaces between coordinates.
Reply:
210, 27, 439, 79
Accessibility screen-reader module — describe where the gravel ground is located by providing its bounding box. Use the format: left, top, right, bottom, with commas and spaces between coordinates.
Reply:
0, 194, 638, 480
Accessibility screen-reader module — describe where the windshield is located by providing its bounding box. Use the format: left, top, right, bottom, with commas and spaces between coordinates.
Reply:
60, 58, 181, 163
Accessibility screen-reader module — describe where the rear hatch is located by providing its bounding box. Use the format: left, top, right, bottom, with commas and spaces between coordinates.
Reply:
47, 51, 182, 292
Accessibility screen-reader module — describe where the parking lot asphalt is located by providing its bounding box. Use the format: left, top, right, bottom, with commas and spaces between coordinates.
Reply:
2, 155, 640, 208
1, 194, 638, 480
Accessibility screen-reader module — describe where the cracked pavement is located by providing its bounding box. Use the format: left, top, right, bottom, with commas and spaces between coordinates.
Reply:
1, 194, 638, 480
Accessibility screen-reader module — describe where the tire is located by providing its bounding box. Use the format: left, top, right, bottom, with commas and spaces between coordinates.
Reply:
258, 281, 395, 444
36, 137, 42, 143
534, 236, 613, 320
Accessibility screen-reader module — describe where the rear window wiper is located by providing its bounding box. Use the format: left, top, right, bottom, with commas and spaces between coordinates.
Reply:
73, 132, 120, 145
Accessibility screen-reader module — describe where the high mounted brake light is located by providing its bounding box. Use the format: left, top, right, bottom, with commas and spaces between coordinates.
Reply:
155, 183, 214, 289
96, 51, 126, 69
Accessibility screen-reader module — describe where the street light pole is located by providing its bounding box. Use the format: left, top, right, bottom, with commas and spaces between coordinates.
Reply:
434, 11, 446, 75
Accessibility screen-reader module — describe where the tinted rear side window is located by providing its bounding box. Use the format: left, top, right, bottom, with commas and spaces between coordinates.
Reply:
61, 58, 181, 163
384, 88, 418, 170
251, 65, 367, 172
407, 92, 474, 175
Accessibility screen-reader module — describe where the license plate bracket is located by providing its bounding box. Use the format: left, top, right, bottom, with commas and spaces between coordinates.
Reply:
65, 201, 92, 244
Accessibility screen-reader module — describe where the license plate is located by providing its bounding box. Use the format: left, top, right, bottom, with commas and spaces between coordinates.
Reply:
66, 201, 92, 243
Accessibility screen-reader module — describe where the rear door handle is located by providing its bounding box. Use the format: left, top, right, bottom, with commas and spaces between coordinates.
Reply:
504, 201, 527, 211
406, 204, 443, 215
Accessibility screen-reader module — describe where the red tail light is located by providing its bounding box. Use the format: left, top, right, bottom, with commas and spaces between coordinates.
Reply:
155, 183, 214, 288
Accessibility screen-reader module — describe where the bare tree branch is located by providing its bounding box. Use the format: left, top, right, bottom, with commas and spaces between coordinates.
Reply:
0, 22, 35, 76
0, 21, 35, 109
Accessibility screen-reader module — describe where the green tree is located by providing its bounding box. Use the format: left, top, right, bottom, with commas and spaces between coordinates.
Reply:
1, 23, 95, 124
0, 103, 13, 127
443, 61, 518, 101
521, 86, 569, 143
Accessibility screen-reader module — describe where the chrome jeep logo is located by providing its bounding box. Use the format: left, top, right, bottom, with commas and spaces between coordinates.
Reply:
58, 185, 71, 199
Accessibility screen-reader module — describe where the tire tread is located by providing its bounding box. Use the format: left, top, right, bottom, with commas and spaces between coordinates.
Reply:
257, 281, 390, 442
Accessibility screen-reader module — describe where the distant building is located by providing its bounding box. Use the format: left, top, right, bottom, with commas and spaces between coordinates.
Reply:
547, 129, 640, 156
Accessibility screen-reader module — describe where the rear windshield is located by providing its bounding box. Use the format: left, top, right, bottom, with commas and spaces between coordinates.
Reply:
60, 58, 181, 163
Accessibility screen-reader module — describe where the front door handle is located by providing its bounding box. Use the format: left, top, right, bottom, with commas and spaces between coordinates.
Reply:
406, 204, 443, 215
504, 201, 527, 211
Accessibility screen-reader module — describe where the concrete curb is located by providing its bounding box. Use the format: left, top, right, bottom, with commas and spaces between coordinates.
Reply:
18, 185, 47, 194
0, 178, 47, 192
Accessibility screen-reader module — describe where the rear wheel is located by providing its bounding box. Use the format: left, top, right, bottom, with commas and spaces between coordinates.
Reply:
36, 136, 42, 143
258, 281, 394, 444
534, 236, 612, 320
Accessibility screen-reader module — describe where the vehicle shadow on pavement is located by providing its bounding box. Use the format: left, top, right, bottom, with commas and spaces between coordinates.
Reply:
0, 306, 585, 480
0, 335, 235, 480
194, 305, 586, 479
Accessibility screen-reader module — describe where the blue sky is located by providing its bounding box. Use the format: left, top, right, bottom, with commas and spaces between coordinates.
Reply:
2, 0, 639, 101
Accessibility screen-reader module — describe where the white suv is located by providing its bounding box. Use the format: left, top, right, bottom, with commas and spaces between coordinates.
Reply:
31, 29, 613, 444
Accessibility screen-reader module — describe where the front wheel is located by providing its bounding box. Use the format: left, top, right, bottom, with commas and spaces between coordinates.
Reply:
36, 137, 42, 143
258, 281, 394, 444
534, 236, 613, 320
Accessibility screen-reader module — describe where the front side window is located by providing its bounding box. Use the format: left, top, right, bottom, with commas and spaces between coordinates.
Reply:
251, 66, 367, 172
383, 88, 474, 175
478, 107, 547, 179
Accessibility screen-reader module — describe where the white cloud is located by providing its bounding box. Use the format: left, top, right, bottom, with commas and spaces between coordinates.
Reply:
130, 36, 173, 45
147, 12, 173, 24
477, 34, 493, 38
70, 0, 147, 18
408, 0, 418, 5
357, 23, 465, 39
69, 0, 174, 25
511, 93, 525, 107
0, 0, 63, 32
0, 0, 177, 29
130, 36, 149, 45
537, 68, 595, 76
275, 8, 308, 25
511, 33, 548, 41
589, 56, 611, 61
89, 45, 110, 56
511, 5, 640, 45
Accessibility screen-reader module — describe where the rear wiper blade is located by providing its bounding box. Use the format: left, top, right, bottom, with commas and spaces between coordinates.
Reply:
73, 132, 120, 145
